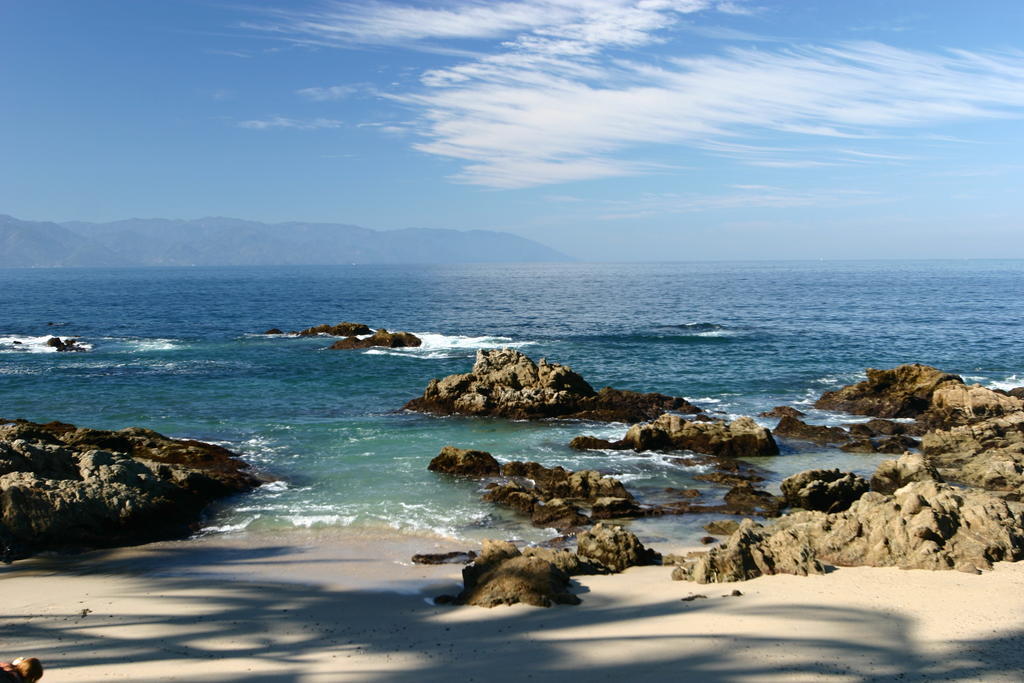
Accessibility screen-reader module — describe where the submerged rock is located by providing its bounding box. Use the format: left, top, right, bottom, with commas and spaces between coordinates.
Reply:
404, 348, 699, 422
773, 416, 850, 446
329, 329, 421, 349
0, 419, 262, 561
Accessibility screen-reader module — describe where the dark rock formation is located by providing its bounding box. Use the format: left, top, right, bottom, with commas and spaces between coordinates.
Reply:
722, 482, 783, 517
0, 419, 262, 561
759, 406, 806, 419
296, 322, 372, 337
773, 416, 850, 446
846, 418, 924, 438
869, 452, 942, 494
575, 522, 661, 573
329, 329, 422, 349
454, 540, 580, 608
780, 469, 869, 512
45, 337, 85, 352
411, 551, 478, 565
921, 412, 1024, 497
404, 349, 699, 422
704, 519, 740, 536
262, 328, 283, 335
428, 446, 501, 477
814, 364, 962, 419
674, 480, 1024, 583
839, 434, 918, 454
568, 435, 618, 451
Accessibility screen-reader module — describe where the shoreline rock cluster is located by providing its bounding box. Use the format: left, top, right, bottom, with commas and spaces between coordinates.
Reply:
262, 321, 423, 350
0, 419, 264, 561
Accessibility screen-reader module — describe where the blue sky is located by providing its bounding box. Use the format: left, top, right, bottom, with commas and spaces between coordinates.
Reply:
2, 0, 1024, 260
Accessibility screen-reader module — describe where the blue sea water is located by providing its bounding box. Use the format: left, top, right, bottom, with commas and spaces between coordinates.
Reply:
2, 261, 1023, 547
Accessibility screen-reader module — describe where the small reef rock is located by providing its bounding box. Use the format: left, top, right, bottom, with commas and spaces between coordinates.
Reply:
674, 479, 1024, 583
451, 540, 580, 608
759, 406, 806, 419
869, 452, 942, 494
779, 469, 869, 513
575, 522, 662, 573
404, 349, 699, 422
428, 446, 501, 477
773, 416, 849, 446
296, 322, 372, 337
329, 329, 422, 350
0, 419, 262, 560
45, 337, 86, 352
574, 414, 777, 458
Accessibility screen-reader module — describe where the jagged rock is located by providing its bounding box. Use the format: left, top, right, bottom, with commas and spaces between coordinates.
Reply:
704, 519, 740, 536
568, 436, 617, 451
455, 540, 580, 608
0, 420, 262, 561
780, 469, 869, 512
846, 418, 924, 438
404, 349, 699, 422
590, 496, 644, 519
922, 412, 1024, 495
928, 383, 1024, 425
870, 452, 942, 494
576, 522, 661, 572
45, 336, 85, 352
619, 414, 778, 457
773, 416, 850, 446
1009, 388, 1024, 399
427, 446, 501, 477
673, 519, 824, 583
522, 546, 598, 576
411, 551, 478, 565
675, 481, 1024, 582
530, 499, 590, 529
815, 364, 962, 418
759, 406, 806, 419
329, 329, 422, 349
296, 322, 372, 337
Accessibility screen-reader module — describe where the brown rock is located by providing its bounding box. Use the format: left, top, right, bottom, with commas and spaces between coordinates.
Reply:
723, 482, 783, 516
411, 551, 478, 565
780, 469, 869, 512
927, 383, 1023, 426
404, 349, 699, 422
759, 406, 807, 419
621, 414, 778, 457
262, 328, 283, 335
427, 446, 501, 477
814, 364, 962, 418
329, 329, 422, 349
576, 522, 661, 572
568, 435, 620, 451
869, 452, 942, 494
296, 322, 373, 337
773, 416, 850, 446
704, 519, 740, 536
456, 540, 580, 608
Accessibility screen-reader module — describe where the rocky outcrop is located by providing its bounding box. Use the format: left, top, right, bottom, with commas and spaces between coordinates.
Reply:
404, 349, 699, 422
453, 540, 580, 608
773, 416, 850, 446
704, 519, 740, 536
846, 418, 925, 438
922, 412, 1024, 497
674, 481, 1024, 583
0, 420, 262, 561
575, 522, 661, 573
45, 337, 86, 352
262, 328, 284, 335
673, 519, 824, 583
296, 322, 372, 337
780, 469, 869, 512
329, 329, 422, 349
815, 364, 962, 419
928, 383, 1023, 426
869, 452, 942, 494
615, 414, 778, 457
428, 446, 501, 477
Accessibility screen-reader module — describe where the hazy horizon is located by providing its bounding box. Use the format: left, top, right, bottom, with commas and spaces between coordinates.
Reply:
3, 1, 1023, 260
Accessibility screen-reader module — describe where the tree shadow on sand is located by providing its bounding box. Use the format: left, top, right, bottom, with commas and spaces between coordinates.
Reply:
3, 544, 1022, 682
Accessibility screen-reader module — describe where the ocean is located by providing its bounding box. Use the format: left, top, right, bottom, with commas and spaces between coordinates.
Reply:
2, 260, 1023, 547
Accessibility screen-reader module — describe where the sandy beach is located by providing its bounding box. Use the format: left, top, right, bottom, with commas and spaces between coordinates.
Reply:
3, 530, 1023, 682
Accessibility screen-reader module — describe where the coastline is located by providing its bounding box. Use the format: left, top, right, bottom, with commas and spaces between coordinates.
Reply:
4, 529, 1024, 682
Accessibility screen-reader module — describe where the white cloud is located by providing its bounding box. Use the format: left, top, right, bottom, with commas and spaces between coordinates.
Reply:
238, 116, 344, 130
252, 1, 1024, 188
296, 85, 357, 101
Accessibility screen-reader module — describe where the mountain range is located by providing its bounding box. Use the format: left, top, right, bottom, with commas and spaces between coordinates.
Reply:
0, 214, 570, 267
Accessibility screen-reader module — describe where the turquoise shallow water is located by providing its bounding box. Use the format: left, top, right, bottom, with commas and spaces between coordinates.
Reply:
2, 261, 1023, 545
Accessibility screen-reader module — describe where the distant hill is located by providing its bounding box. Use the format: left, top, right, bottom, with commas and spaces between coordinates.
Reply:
0, 214, 570, 267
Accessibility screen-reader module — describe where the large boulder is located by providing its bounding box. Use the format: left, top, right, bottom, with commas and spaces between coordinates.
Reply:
674, 480, 1024, 583
329, 329, 422, 349
455, 540, 580, 608
575, 522, 661, 572
0, 420, 262, 561
869, 452, 942, 494
921, 412, 1024, 496
428, 446, 500, 477
928, 384, 1023, 426
404, 349, 699, 422
814, 364, 962, 418
619, 414, 778, 457
780, 469, 869, 512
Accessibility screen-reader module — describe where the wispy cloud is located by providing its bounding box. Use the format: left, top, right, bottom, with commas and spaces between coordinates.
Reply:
250, 1, 1024, 188
237, 116, 344, 130
296, 85, 357, 101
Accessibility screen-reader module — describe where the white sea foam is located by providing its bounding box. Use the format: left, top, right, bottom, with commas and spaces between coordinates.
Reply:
284, 514, 358, 528
362, 331, 535, 359
0, 334, 93, 353
124, 338, 182, 352
986, 374, 1023, 391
